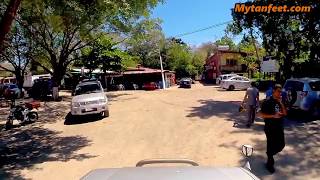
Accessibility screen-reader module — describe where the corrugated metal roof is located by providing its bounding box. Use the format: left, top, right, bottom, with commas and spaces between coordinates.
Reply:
123, 67, 172, 75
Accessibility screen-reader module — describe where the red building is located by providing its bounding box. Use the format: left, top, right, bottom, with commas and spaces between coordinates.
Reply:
204, 50, 247, 83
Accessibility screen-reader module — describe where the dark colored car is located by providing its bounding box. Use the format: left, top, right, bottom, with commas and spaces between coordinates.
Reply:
179, 78, 192, 88
29, 78, 53, 99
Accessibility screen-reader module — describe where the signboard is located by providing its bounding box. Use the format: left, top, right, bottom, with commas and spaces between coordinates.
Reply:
261, 60, 279, 73
218, 45, 229, 51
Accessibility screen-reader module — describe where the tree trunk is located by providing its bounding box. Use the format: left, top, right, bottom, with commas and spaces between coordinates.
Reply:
0, 0, 22, 54
15, 71, 24, 90
52, 67, 66, 101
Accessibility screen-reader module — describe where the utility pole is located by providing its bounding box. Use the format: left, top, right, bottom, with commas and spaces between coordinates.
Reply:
159, 50, 166, 89
250, 28, 261, 79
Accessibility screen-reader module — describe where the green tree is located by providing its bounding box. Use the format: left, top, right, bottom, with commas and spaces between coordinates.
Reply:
195, 42, 218, 59
165, 40, 195, 78
215, 36, 237, 50
0, 22, 33, 90
191, 52, 205, 78
76, 34, 137, 76
0, 0, 22, 54
17, 0, 162, 88
126, 18, 165, 68
229, 0, 320, 80
237, 36, 266, 78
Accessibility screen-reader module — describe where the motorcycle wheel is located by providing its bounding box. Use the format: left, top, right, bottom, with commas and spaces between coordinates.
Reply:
27, 112, 38, 122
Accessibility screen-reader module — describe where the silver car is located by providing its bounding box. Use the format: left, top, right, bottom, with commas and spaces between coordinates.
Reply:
220, 76, 251, 91
71, 80, 109, 117
216, 74, 238, 85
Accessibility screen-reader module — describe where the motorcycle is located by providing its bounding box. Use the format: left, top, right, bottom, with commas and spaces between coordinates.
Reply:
5, 101, 40, 130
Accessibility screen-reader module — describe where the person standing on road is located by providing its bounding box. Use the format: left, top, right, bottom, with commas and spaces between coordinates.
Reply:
259, 84, 287, 173
242, 82, 259, 128
266, 82, 273, 99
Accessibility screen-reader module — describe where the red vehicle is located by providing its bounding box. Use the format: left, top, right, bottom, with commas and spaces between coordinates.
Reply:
142, 82, 158, 90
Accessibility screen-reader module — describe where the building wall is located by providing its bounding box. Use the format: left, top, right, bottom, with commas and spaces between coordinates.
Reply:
204, 51, 246, 83
220, 53, 242, 66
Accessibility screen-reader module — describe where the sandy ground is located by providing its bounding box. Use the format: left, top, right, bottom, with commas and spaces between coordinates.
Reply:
0, 84, 319, 180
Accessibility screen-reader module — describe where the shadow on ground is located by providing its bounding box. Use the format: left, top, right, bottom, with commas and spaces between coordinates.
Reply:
186, 99, 264, 130
199, 81, 217, 87
0, 126, 94, 179
64, 112, 103, 125
233, 120, 320, 179
107, 93, 132, 101
39, 102, 70, 124
217, 89, 245, 92
188, 99, 320, 179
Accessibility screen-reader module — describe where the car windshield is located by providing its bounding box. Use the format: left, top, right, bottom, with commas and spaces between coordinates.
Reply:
9, 84, 17, 89
75, 83, 102, 95
284, 81, 304, 91
309, 81, 320, 91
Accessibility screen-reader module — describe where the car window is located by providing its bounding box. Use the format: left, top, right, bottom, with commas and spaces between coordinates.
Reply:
9, 84, 17, 89
242, 77, 249, 81
75, 83, 102, 95
309, 81, 320, 91
284, 81, 304, 91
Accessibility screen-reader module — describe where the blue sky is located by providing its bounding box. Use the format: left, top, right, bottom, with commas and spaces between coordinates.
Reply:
151, 0, 244, 46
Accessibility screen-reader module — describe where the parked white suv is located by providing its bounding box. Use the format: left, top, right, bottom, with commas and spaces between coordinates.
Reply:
71, 80, 109, 117
283, 78, 320, 116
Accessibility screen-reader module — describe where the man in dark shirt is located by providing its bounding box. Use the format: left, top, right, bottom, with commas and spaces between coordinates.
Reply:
259, 84, 287, 173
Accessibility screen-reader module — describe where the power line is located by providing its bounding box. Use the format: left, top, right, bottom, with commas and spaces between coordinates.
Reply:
174, 20, 233, 38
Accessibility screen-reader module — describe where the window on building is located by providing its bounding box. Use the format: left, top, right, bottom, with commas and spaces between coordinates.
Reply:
226, 59, 237, 66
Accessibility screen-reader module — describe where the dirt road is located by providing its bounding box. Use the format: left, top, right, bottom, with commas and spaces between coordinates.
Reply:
1, 84, 319, 179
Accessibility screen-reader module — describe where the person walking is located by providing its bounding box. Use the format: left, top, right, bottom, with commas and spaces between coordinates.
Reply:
259, 84, 287, 173
242, 82, 259, 128
265, 82, 273, 99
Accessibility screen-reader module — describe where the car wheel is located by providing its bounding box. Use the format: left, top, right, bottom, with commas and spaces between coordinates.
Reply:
228, 85, 235, 91
27, 112, 38, 122
102, 109, 109, 118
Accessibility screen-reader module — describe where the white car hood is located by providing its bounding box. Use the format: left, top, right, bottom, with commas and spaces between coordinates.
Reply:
81, 167, 260, 180
72, 92, 106, 103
